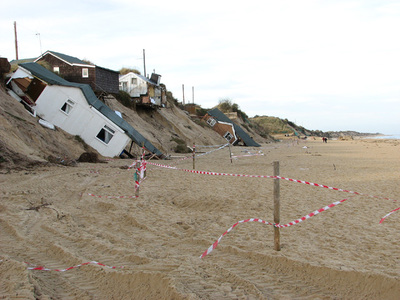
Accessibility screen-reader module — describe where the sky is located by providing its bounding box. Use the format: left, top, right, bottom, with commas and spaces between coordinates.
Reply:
1, 0, 399, 134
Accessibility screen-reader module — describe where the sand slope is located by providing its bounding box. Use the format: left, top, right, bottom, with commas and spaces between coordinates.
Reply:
1, 138, 399, 299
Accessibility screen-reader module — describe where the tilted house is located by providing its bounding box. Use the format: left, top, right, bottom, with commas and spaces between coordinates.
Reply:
7, 62, 163, 158
203, 108, 260, 147
119, 72, 166, 107
34, 50, 119, 95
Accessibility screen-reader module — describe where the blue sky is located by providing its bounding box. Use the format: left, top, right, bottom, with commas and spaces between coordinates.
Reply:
1, 0, 399, 134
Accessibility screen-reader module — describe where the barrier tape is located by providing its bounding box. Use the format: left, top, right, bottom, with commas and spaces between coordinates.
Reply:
200, 218, 273, 258
91, 155, 398, 222
147, 162, 398, 203
196, 144, 228, 148
232, 153, 264, 159
25, 261, 123, 272
200, 198, 349, 258
195, 143, 229, 158
275, 198, 348, 227
88, 193, 138, 199
379, 206, 400, 224
134, 160, 147, 192
166, 143, 230, 166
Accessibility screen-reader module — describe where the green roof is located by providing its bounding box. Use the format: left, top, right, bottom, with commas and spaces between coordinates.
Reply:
40, 50, 92, 66
20, 62, 163, 156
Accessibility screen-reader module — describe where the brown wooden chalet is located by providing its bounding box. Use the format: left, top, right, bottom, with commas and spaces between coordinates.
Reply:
34, 50, 119, 95
203, 108, 260, 147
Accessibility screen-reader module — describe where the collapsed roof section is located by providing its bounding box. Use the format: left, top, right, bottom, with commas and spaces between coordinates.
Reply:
20, 62, 163, 157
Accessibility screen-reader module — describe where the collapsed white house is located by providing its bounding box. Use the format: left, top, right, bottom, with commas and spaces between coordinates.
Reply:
7, 62, 163, 158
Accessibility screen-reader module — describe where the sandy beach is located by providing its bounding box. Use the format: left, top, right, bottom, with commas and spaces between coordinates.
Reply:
1, 138, 399, 299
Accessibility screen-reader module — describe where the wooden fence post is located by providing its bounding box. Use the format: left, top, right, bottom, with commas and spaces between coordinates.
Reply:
135, 160, 140, 197
273, 161, 281, 251
229, 144, 233, 163
193, 143, 196, 169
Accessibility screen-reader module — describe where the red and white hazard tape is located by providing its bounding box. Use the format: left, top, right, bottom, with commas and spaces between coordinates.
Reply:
197, 144, 228, 148
88, 193, 138, 199
147, 162, 398, 216
200, 198, 349, 258
196, 143, 229, 158
231, 153, 264, 159
200, 218, 273, 258
275, 176, 397, 201
164, 143, 229, 166
90, 157, 398, 222
25, 261, 123, 272
135, 160, 147, 192
275, 198, 348, 227
379, 206, 400, 224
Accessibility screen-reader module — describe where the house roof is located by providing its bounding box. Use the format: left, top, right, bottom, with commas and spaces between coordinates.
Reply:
119, 72, 160, 86
35, 51, 119, 74
207, 108, 260, 147
35, 50, 94, 67
19, 62, 163, 156
9, 58, 37, 65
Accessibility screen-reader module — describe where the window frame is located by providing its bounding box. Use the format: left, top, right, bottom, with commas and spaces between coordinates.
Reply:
223, 131, 234, 141
207, 117, 217, 127
82, 68, 89, 78
96, 125, 116, 145
60, 99, 75, 115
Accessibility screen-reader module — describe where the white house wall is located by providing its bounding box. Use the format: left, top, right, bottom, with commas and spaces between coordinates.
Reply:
119, 73, 147, 97
35, 85, 131, 157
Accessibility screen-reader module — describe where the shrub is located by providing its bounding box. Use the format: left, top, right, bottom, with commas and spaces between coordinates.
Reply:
115, 91, 133, 108
175, 144, 191, 153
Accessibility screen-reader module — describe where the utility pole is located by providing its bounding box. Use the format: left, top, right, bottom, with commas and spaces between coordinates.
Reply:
143, 49, 146, 77
182, 84, 185, 106
36, 33, 42, 55
192, 86, 194, 104
14, 21, 19, 60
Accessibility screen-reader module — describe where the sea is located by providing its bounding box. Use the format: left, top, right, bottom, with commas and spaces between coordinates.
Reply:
365, 134, 400, 140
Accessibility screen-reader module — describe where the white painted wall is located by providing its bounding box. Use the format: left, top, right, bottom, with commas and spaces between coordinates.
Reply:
34, 85, 131, 157
119, 72, 147, 97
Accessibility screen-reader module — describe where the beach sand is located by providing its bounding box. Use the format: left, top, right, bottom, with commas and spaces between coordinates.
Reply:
1, 138, 399, 299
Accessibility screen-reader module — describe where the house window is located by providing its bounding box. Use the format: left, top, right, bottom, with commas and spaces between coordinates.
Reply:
53, 66, 60, 73
207, 117, 216, 127
131, 78, 137, 85
121, 82, 128, 92
224, 132, 234, 141
82, 68, 89, 78
96, 125, 115, 144
60, 99, 75, 114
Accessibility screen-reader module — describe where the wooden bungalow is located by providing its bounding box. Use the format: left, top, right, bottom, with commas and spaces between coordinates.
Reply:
34, 50, 119, 95
203, 108, 260, 147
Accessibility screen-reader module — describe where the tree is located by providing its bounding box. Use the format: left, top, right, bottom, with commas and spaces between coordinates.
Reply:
232, 103, 239, 112
119, 67, 141, 75
218, 98, 233, 112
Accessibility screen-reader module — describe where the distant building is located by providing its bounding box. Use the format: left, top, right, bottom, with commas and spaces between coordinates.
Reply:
34, 50, 119, 95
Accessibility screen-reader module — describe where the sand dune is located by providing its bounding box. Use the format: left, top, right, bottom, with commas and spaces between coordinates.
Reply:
1, 138, 399, 299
